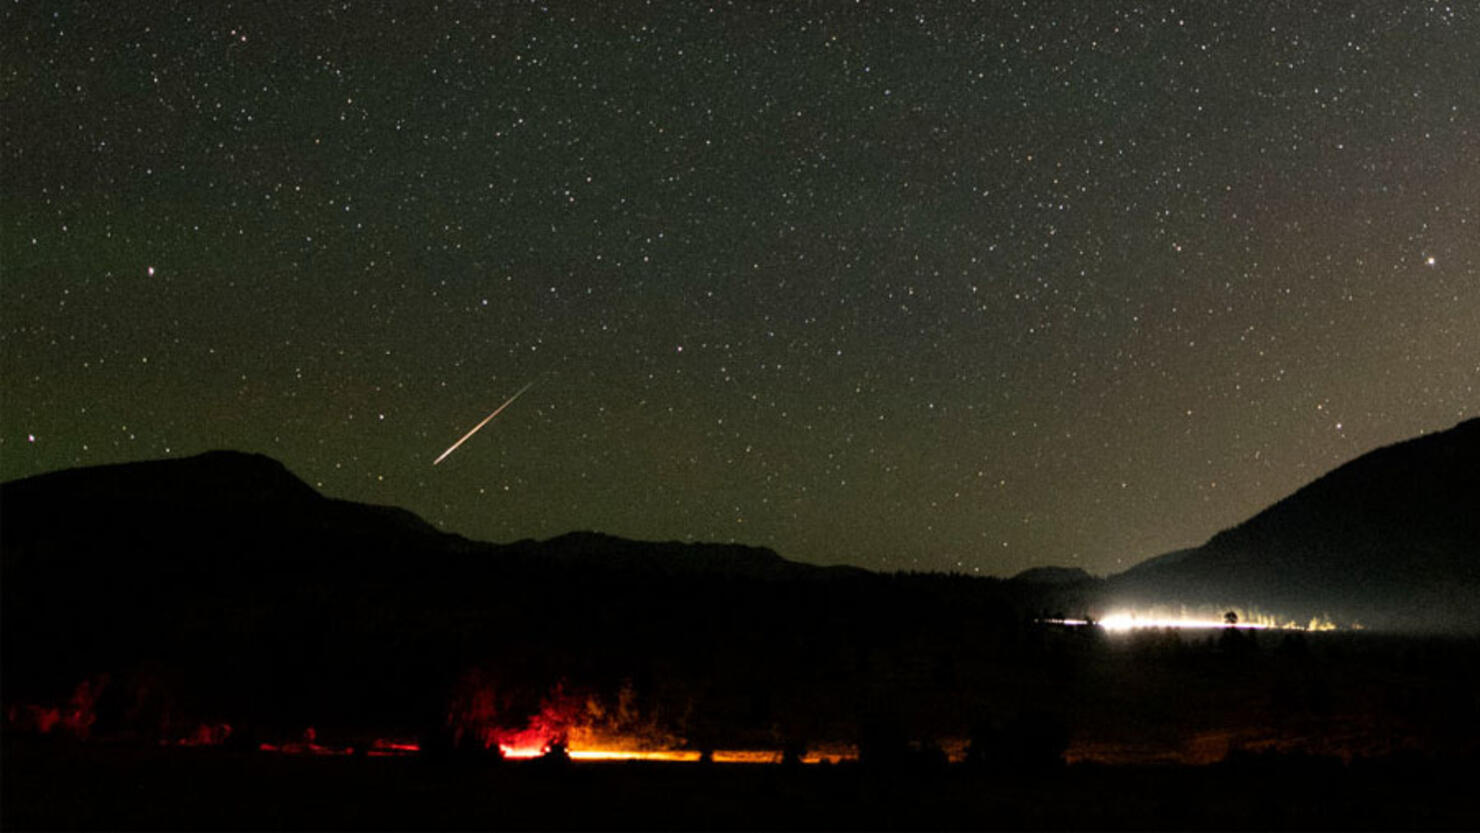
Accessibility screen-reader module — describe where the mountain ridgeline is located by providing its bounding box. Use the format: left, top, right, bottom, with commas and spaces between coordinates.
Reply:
0, 451, 1021, 741
1103, 417, 1480, 631
1, 419, 1478, 745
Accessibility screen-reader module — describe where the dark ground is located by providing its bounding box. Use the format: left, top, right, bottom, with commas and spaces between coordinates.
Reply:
6, 453, 1480, 829
4, 736, 1480, 831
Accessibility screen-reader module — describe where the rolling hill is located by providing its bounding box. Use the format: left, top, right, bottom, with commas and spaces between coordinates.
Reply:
1105, 418, 1480, 630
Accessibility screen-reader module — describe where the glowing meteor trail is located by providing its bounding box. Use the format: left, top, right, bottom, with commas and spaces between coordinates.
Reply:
433, 380, 536, 465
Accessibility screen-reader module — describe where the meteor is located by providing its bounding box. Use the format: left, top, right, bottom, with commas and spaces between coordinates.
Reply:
433, 380, 536, 465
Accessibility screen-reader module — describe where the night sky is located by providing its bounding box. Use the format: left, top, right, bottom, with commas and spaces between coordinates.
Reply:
3, 2, 1476, 576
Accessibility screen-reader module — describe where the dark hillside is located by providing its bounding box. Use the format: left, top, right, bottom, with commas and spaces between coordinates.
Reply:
1109, 418, 1480, 630
0, 452, 1025, 748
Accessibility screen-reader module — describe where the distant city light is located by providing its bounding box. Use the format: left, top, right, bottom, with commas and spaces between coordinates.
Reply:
1097, 613, 1268, 631
1040, 611, 1337, 631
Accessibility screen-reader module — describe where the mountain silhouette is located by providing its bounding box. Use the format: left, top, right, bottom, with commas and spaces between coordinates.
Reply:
0, 450, 916, 734
1106, 418, 1480, 630
0, 452, 853, 582
4, 450, 319, 504
0, 450, 475, 586
7, 418, 1477, 745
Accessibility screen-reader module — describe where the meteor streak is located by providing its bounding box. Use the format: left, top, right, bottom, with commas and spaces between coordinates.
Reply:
433, 380, 535, 465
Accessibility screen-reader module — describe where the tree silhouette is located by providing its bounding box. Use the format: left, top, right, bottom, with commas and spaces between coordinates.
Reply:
966, 712, 1067, 771
857, 712, 910, 768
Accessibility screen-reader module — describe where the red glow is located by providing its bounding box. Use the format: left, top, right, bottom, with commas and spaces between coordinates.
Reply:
6, 674, 865, 766
441, 676, 864, 764
8, 704, 63, 734
168, 722, 233, 747
257, 727, 354, 756
445, 672, 588, 757
63, 675, 107, 738
367, 738, 422, 757
490, 692, 582, 758
4, 676, 110, 739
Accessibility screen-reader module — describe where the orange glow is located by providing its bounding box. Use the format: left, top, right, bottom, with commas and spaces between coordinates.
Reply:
711, 750, 782, 764
568, 749, 704, 762
502, 746, 853, 764
442, 678, 868, 765
800, 745, 859, 764
496, 742, 552, 760
5, 674, 872, 769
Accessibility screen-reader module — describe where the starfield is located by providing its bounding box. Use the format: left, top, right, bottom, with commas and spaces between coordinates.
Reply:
3, 1, 1478, 830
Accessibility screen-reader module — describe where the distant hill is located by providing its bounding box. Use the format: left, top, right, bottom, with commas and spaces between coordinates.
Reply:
0, 450, 463, 572
1106, 418, 1480, 631
1010, 566, 1094, 586
0, 451, 1015, 741
0, 452, 852, 584
503, 530, 867, 581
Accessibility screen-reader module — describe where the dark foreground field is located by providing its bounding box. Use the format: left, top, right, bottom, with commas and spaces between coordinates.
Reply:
5, 738, 1479, 831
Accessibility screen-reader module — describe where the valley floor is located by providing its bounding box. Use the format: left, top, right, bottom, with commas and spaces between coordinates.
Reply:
4, 738, 1478, 830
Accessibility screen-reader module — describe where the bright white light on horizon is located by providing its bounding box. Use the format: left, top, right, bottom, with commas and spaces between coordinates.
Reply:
1096, 613, 1269, 632
1039, 612, 1293, 631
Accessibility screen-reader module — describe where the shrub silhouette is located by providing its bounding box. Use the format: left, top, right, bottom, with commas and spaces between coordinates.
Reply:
966, 711, 1067, 771
857, 712, 911, 768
